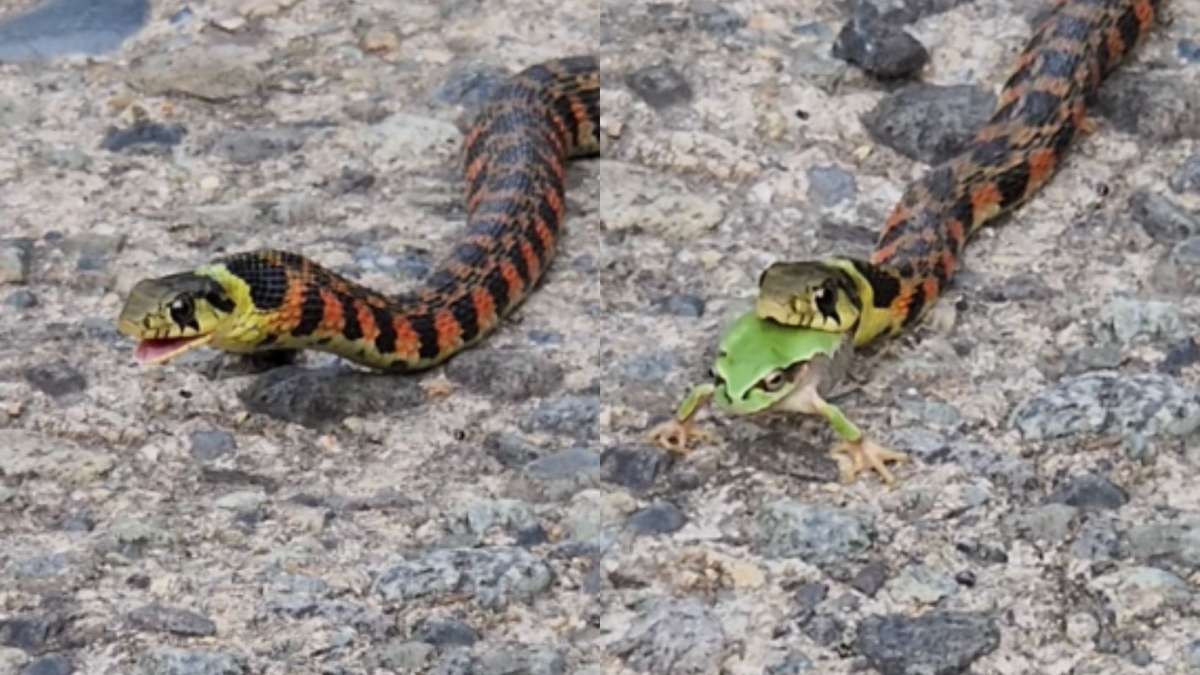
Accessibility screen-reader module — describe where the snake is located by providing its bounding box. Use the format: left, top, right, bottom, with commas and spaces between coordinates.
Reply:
118, 56, 600, 371
756, 0, 1164, 345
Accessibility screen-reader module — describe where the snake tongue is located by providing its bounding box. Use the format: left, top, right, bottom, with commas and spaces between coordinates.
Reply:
135, 337, 204, 364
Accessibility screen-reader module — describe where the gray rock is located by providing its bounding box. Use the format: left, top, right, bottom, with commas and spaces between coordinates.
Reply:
564, 490, 634, 544
887, 563, 957, 605
1170, 153, 1200, 193
445, 349, 564, 401
5, 289, 38, 308
1129, 190, 1200, 242
1063, 344, 1123, 375
855, 612, 1000, 675
374, 547, 554, 610
765, 652, 814, 674
23, 360, 86, 398
10, 552, 68, 578
891, 428, 1035, 490
612, 598, 725, 675
851, 561, 889, 597
472, 645, 565, 675
624, 63, 694, 109
1071, 517, 1121, 561
861, 84, 994, 164
1093, 71, 1200, 142
1123, 516, 1200, 571
127, 604, 216, 637
20, 654, 72, 675
434, 63, 511, 112
653, 293, 706, 317
1094, 565, 1192, 622
691, 0, 745, 36
239, 366, 424, 429
1101, 296, 1186, 345
128, 45, 267, 102
522, 447, 602, 500
1183, 639, 1200, 669
897, 398, 962, 430
522, 394, 599, 437
100, 121, 186, 155
0, 615, 67, 652
0, 0, 147, 63
1047, 474, 1128, 511
189, 430, 237, 462
601, 446, 669, 492
209, 127, 308, 165
754, 500, 874, 565
831, 9, 929, 79
804, 614, 847, 646
371, 641, 433, 672
806, 164, 858, 207
213, 490, 266, 515
619, 351, 679, 383
454, 498, 536, 538
628, 502, 687, 536
0, 238, 33, 283
136, 648, 244, 675
483, 432, 543, 468
1010, 504, 1078, 544
265, 574, 331, 618
43, 145, 91, 171
413, 619, 478, 647
1178, 37, 1200, 62
103, 517, 176, 558
1161, 338, 1200, 375
1011, 372, 1200, 443
1156, 236, 1200, 295
792, 582, 828, 622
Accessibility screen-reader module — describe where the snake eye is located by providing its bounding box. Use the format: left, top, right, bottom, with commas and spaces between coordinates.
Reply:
168, 295, 195, 328
759, 369, 787, 392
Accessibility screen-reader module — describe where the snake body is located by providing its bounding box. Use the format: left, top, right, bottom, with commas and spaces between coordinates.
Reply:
757, 0, 1163, 344
119, 56, 600, 370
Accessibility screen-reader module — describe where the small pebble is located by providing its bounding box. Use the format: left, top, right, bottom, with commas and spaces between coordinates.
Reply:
4, 289, 37, 308
624, 63, 693, 109
627, 502, 687, 536
831, 10, 928, 79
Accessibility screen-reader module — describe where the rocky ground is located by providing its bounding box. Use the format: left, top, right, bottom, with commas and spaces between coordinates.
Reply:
1, 0, 1199, 673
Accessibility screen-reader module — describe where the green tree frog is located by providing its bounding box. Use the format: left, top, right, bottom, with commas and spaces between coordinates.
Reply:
650, 311, 908, 484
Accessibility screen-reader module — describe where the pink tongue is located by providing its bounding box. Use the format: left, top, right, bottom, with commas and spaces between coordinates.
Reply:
135, 338, 196, 364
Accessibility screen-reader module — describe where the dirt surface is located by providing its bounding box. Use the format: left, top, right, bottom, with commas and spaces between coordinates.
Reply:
1, 0, 1200, 673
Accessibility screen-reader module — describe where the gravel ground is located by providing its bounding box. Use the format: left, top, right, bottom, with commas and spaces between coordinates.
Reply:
1, 0, 1199, 674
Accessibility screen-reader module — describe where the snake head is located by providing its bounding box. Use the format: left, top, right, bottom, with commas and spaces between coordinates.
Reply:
756, 261, 861, 333
117, 272, 237, 364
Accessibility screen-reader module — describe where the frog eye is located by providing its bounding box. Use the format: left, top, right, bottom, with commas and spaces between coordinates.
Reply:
760, 369, 787, 392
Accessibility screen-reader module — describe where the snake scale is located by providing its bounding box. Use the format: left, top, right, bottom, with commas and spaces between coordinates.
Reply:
119, 56, 600, 370
757, 0, 1165, 345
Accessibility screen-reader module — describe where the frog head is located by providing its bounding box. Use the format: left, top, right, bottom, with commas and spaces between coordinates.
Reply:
709, 311, 848, 415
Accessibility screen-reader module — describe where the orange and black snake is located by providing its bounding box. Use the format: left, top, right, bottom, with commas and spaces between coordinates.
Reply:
118, 56, 599, 370
757, 0, 1165, 344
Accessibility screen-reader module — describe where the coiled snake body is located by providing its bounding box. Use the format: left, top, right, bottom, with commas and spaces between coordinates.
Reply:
119, 57, 600, 370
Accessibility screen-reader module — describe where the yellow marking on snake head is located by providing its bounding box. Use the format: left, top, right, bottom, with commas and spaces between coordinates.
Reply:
116, 269, 241, 364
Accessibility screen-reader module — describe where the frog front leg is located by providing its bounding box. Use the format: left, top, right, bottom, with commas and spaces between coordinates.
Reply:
649, 383, 717, 455
792, 385, 908, 484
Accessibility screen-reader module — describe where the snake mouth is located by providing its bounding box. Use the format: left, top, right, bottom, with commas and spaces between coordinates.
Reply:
134, 335, 212, 364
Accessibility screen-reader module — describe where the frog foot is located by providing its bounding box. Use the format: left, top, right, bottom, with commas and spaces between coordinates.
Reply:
648, 418, 716, 456
831, 437, 908, 485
